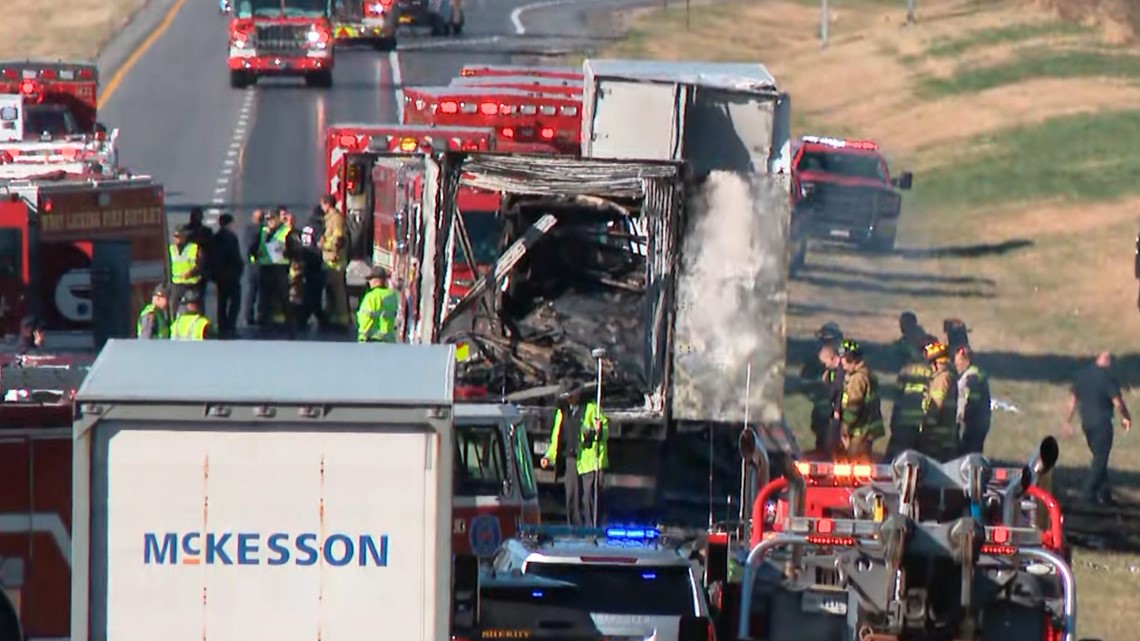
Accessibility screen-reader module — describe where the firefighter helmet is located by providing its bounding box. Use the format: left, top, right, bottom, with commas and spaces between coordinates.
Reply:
839, 339, 862, 359
923, 340, 949, 362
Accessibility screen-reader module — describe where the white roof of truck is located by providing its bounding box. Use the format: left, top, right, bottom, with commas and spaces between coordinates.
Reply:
583, 59, 777, 93
77, 339, 456, 406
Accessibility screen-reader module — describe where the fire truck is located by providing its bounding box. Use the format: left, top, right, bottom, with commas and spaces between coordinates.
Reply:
0, 175, 168, 338
792, 135, 913, 252
0, 61, 118, 177
227, 0, 336, 89
330, 0, 398, 50
458, 64, 583, 81
0, 355, 538, 641
700, 434, 1095, 641
401, 86, 581, 155
396, 0, 463, 35
449, 74, 584, 97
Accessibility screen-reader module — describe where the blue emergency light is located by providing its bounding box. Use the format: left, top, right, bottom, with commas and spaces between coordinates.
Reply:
519, 524, 662, 541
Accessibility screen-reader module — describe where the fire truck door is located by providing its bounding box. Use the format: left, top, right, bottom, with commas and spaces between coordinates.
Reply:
89, 240, 132, 347
0, 200, 33, 330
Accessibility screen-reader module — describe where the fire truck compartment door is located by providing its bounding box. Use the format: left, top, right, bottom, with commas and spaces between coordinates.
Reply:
585, 79, 683, 161
90, 240, 132, 348
0, 95, 23, 143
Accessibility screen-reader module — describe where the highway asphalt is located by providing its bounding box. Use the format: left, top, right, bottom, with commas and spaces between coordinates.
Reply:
95, 0, 637, 233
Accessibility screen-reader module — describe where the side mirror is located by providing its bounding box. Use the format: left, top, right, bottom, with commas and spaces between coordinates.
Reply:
500, 478, 512, 498
94, 122, 108, 135
892, 171, 913, 191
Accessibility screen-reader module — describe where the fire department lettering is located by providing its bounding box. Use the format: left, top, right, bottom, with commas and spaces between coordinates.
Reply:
40, 206, 164, 232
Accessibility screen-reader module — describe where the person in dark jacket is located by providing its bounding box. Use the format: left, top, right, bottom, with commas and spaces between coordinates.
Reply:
242, 209, 264, 326
16, 315, 43, 355
1063, 352, 1132, 505
299, 207, 328, 328
209, 213, 245, 339
186, 207, 214, 306
283, 212, 308, 339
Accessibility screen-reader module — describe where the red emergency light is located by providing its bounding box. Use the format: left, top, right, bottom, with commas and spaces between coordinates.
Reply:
479, 102, 498, 116
40, 69, 56, 80
539, 127, 554, 140
438, 100, 459, 114
500, 127, 514, 139
20, 80, 37, 96
847, 140, 879, 150
338, 134, 359, 149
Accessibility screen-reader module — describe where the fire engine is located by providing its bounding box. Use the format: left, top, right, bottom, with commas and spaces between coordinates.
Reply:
401, 86, 581, 155
458, 64, 583, 81
396, 0, 464, 35
330, 0, 398, 50
0, 356, 538, 641
227, 0, 336, 89
0, 61, 118, 178
0, 175, 168, 337
449, 74, 584, 97
701, 434, 1095, 641
792, 135, 913, 253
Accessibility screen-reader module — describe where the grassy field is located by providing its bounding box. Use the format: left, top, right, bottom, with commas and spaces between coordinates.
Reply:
0, 0, 149, 60
603, 0, 1140, 637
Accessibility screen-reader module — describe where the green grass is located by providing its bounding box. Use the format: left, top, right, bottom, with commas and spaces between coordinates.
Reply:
918, 49, 1140, 96
910, 109, 1140, 211
922, 21, 1087, 58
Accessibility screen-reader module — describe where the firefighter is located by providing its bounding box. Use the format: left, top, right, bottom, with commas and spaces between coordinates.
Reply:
300, 207, 328, 328
187, 207, 214, 308
954, 346, 992, 455
540, 386, 606, 527
171, 290, 213, 340
319, 195, 350, 333
136, 284, 171, 339
944, 318, 970, 355
800, 321, 844, 455
168, 226, 203, 317
836, 339, 885, 460
284, 216, 308, 339
356, 266, 399, 342
919, 340, 959, 461
256, 211, 290, 330
891, 311, 928, 370
885, 336, 931, 460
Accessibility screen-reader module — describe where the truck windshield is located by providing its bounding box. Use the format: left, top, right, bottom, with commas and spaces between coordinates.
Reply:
0, 228, 21, 280
523, 563, 697, 617
456, 210, 500, 267
455, 423, 508, 496
23, 105, 79, 139
237, 0, 329, 18
797, 150, 886, 182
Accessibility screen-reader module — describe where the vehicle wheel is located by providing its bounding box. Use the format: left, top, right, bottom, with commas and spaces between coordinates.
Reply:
305, 70, 333, 88
229, 70, 251, 89
867, 226, 897, 253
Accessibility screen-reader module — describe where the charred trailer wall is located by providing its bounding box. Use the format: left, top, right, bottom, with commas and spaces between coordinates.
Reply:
426, 153, 686, 515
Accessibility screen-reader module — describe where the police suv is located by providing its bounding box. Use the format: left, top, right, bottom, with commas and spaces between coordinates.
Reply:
488, 526, 714, 641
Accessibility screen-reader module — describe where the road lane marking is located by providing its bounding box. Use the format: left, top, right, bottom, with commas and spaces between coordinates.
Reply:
389, 50, 404, 122
98, 0, 190, 108
510, 0, 578, 35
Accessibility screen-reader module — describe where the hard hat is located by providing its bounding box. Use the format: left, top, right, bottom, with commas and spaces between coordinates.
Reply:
923, 340, 949, 362
838, 339, 862, 359
174, 225, 191, 238
152, 283, 170, 298
816, 321, 843, 341
368, 266, 390, 280
181, 289, 201, 306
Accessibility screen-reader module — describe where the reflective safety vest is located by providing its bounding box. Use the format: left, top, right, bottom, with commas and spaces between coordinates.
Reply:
919, 366, 959, 460
841, 365, 885, 440
171, 313, 210, 340
356, 286, 398, 342
169, 243, 200, 284
258, 226, 290, 265
891, 362, 931, 432
136, 304, 170, 339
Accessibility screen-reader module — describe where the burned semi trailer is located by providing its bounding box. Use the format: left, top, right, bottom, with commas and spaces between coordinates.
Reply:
394, 150, 797, 520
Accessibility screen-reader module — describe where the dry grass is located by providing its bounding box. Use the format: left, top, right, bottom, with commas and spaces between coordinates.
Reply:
0, 0, 149, 60
604, 0, 1140, 637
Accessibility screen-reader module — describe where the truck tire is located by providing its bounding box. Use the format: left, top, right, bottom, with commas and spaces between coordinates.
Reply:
867, 226, 897, 253
229, 70, 253, 89
305, 70, 334, 88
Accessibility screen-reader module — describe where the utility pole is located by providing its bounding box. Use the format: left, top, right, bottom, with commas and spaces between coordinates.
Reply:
907, 0, 916, 26
820, 0, 829, 48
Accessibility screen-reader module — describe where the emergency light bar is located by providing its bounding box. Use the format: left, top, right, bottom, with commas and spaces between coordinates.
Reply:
1, 65, 95, 82
792, 461, 1025, 486
801, 135, 879, 151
519, 524, 662, 542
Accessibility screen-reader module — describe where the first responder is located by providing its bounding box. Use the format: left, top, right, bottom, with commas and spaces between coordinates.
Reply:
168, 226, 202, 317
944, 318, 970, 355
1063, 351, 1131, 505
836, 339, 885, 459
540, 386, 607, 526
918, 340, 959, 461
954, 346, 992, 455
886, 335, 931, 460
170, 290, 213, 340
319, 195, 350, 333
891, 311, 928, 371
137, 284, 171, 339
356, 266, 399, 342
819, 340, 846, 459
800, 321, 844, 455
256, 211, 291, 329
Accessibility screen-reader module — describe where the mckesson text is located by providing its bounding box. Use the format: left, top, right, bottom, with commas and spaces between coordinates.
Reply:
143, 532, 389, 566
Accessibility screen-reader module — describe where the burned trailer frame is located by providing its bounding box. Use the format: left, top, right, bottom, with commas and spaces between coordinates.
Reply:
409, 151, 686, 512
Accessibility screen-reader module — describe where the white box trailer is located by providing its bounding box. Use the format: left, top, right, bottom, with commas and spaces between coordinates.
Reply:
71, 339, 457, 641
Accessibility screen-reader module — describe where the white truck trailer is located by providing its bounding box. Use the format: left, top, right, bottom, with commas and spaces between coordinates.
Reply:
70, 339, 458, 641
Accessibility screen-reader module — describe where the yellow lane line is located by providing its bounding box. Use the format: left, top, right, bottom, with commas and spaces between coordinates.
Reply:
98, 0, 191, 109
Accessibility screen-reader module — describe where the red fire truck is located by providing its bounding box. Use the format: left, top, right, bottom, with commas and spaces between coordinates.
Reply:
330, 0, 398, 49
458, 64, 583, 81
449, 74, 583, 97
0, 61, 118, 177
0, 175, 168, 338
227, 0, 336, 89
401, 86, 581, 155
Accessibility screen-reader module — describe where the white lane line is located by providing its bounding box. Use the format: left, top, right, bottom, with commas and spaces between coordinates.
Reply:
389, 49, 404, 122
510, 0, 577, 35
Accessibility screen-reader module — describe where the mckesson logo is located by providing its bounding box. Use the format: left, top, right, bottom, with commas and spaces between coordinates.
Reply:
143, 532, 389, 567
